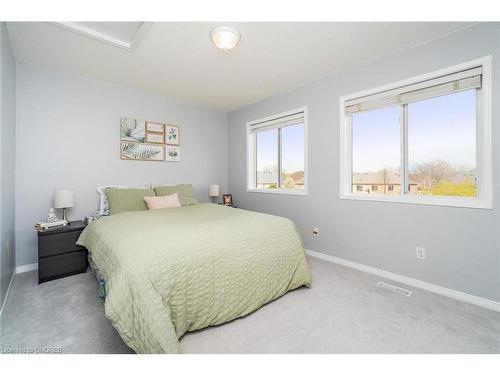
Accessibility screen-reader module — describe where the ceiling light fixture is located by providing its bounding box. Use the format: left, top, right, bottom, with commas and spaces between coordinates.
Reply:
210, 26, 240, 51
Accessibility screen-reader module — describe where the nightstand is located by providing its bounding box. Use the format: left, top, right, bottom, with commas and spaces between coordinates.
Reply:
37, 220, 87, 284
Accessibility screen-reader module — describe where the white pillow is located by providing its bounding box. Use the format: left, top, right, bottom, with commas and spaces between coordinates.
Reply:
97, 184, 150, 215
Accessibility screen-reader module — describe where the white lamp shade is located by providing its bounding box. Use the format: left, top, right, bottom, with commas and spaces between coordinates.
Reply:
208, 185, 220, 197
54, 190, 74, 208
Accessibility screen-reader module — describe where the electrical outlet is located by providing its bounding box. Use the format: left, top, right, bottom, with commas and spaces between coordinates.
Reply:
312, 227, 320, 236
416, 247, 426, 260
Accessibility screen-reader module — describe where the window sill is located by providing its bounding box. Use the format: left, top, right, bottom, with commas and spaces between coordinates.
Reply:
247, 188, 308, 196
340, 193, 492, 209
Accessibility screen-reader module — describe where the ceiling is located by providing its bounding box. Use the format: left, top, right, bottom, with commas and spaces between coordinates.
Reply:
7, 22, 474, 112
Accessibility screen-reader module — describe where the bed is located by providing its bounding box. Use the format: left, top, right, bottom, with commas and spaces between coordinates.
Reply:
77, 203, 311, 353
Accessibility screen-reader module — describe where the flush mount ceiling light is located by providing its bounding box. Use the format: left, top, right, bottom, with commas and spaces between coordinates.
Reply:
210, 26, 241, 51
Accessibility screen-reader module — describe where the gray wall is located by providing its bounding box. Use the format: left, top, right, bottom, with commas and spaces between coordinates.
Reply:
227, 23, 500, 302
1, 22, 16, 308
15, 64, 228, 267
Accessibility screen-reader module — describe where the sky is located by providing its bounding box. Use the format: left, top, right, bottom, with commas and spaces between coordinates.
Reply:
352, 89, 476, 174
254, 90, 476, 177
256, 123, 305, 175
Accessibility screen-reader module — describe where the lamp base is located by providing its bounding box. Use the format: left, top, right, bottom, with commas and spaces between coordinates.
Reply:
62, 208, 70, 224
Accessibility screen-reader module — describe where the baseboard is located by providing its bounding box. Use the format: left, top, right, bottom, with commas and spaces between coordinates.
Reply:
15, 263, 38, 274
0, 270, 16, 317
305, 249, 500, 312
0, 263, 39, 317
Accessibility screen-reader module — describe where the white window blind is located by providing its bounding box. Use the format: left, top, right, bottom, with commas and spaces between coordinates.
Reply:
249, 111, 304, 133
345, 66, 482, 114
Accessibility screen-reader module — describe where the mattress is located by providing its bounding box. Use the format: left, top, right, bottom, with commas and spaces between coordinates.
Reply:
77, 203, 311, 353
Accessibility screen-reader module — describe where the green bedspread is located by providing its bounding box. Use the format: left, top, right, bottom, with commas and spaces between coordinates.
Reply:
77, 204, 311, 353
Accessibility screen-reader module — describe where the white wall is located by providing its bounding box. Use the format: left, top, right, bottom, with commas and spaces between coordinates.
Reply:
15, 64, 228, 267
1, 22, 16, 308
227, 23, 500, 302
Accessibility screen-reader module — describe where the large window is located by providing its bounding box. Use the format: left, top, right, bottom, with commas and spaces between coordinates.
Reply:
340, 57, 492, 208
248, 108, 307, 194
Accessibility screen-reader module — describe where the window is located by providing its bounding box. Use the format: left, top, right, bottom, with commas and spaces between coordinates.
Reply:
408, 90, 477, 197
340, 57, 492, 208
352, 106, 400, 196
356, 186, 363, 192
256, 129, 278, 189
248, 108, 307, 194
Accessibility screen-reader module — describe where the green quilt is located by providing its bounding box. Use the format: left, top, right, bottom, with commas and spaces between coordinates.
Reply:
77, 204, 311, 353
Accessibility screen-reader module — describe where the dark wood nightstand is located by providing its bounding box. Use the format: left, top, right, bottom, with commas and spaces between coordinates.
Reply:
37, 220, 87, 284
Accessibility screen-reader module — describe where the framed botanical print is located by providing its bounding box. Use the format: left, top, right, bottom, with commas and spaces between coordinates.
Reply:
120, 141, 165, 161
165, 145, 181, 162
121, 118, 146, 143
165, 125, 180, 145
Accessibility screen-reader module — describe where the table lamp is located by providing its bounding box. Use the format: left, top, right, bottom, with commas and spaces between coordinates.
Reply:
208, 184, 220, 204
54, 189, 74, 223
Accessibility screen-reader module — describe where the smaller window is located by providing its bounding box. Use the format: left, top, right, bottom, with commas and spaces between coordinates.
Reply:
388, 185, 394, 192
356, 186, 363, 192
247, 108, 307, 195
372, 185, 378, 191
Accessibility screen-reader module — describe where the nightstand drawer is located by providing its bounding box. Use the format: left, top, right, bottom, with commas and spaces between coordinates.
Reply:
38, 251, 87, 282
38, 230, 84, 257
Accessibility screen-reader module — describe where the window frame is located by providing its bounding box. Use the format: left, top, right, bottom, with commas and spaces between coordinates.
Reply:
247, 107, 308, 196
339, 56, 492, 209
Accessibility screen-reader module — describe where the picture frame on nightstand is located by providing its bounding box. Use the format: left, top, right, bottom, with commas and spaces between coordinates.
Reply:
223, 194, 233, 206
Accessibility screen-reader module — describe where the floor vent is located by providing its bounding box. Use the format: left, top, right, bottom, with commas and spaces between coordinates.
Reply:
377, 281, 412, 296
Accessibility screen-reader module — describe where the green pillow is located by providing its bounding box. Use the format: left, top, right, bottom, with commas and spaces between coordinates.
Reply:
106, 188, 156, 215
154, 184, 198, 206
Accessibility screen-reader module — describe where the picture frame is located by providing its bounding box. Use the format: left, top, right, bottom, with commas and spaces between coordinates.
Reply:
145, 132, 165, 144
120, 141, 165, 161
165, 124, 180, 145
223, 194, 233, 206
145, 121, 165, 133
120, 118, 146, 143
165, 145, 181, 162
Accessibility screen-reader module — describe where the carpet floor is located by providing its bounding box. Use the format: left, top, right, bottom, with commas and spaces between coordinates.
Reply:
1, 256, 499, 354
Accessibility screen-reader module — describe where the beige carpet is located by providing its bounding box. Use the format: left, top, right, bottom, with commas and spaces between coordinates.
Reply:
1, 256, 499, 354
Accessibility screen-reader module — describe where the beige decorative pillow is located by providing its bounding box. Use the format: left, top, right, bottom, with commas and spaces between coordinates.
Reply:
144, 193, 181, 210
